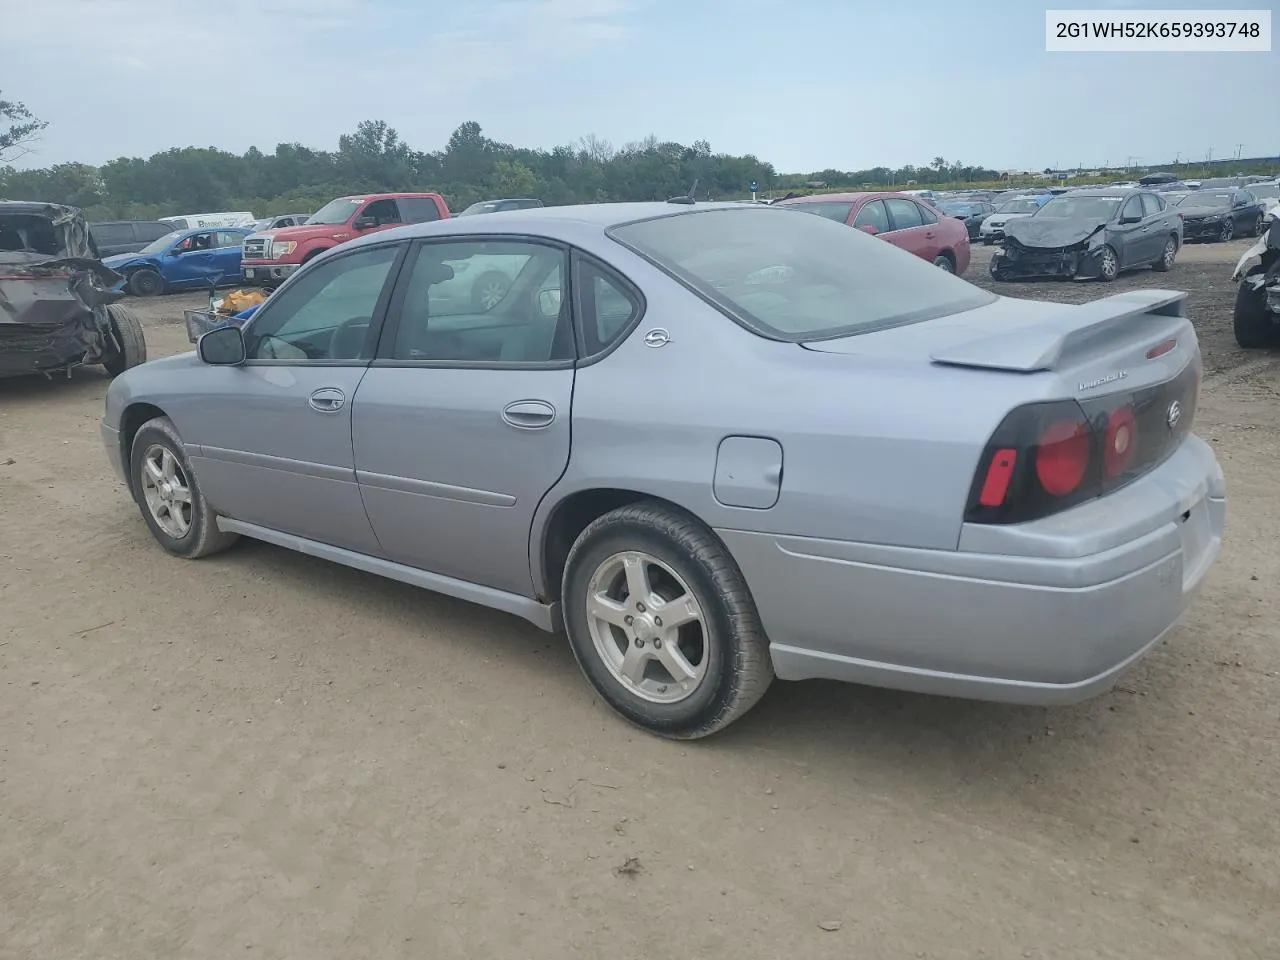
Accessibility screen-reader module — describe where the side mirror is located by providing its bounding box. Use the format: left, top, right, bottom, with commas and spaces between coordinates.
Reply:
537, 288, 562, 318
198, 325, 247, 365
857, 224, 879, 235
353, 216, 377, 231
1120, 215, 1142, 225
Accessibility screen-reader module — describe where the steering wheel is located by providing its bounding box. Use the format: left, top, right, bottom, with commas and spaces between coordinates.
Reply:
329, 316, 371, 359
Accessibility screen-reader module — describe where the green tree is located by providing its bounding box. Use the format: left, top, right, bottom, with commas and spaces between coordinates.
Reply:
0, 91, 48, 163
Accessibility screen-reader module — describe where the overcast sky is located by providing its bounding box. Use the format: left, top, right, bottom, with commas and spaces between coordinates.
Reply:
5, 0, 1276, 173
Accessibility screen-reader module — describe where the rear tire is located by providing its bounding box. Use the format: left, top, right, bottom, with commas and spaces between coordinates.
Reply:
1151, 236, 1177, 273
932, 253, 955, 273
129, 416, 239, 559
128, 268, 164, 297
561, 502, 773, 739
1233, 267, 1279, 349
101, 304, 147, 376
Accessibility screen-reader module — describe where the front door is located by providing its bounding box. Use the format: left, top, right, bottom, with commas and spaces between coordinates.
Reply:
181, 241, 406, 554
1113, 195, 1152, 266
167, 231, 220, 288
352, 237, 575, 597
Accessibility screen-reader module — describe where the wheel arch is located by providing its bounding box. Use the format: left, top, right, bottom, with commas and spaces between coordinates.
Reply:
118, 401, 168, 494
534, 486, 709, 603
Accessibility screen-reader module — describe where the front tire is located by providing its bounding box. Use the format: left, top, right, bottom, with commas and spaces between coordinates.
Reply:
561, 502, 773, 739
129, 416, 239, 559
128, 268, 164, 297
1219, 219, 1234, 243
1233, 267, 1279, 349
101, 304, 147, 376
1151, 236, 1177, 273
1097, 244, 1119, 281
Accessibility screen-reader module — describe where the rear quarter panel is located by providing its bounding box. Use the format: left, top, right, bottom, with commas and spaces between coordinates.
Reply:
530, 254, 1068, 595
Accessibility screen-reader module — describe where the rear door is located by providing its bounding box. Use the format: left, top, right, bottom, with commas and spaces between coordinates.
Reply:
213, 230, 246, 283
882, 198, 931, 260
351, 236, 576, 596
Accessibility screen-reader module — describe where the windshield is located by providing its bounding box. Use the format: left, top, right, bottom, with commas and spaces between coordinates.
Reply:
996, 198, 1040, 215
306, 198, 363, 225
138, 230, 184, 254
784, 201, 854, 223
609, 208, 993, 341
1179, 192, 1233, 208
1034, 196, 1123, 219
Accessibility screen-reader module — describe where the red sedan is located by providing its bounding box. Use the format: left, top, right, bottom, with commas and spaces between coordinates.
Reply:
775, 192, 971, 275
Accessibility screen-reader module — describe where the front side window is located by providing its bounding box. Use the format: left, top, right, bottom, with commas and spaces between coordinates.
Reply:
852, 200, 890, 232
243, 244, 400, 361
1140, 193, 1165, 217
610, 207, 993, 341
360, 199, 402, 226
1120, 196, 1144, 221
389, 240, 571, 363
175, 232, 214, 253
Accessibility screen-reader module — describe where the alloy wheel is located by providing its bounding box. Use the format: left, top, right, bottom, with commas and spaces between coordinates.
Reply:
584, 551, 709, 704
140, 444, 192, 538
1221, 220, 1234, 242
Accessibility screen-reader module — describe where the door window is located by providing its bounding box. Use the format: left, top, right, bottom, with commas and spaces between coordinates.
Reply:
1140, 193, 1164, 217
175, 232, 214, 253
917, 203, 938, 225
884, 199, 924, 231
852, 200, 890, 232
575, 258, 642, 356
1120, 196, 1144, 221
397, 197, 443, 223
360, 198, 402, 226
243, 244, 401, 362
388, 240, 571, 364
215, 230, 246, 248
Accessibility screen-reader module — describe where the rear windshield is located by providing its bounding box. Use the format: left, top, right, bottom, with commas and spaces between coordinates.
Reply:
609, 208, 993, 341
783, 201, 853, 223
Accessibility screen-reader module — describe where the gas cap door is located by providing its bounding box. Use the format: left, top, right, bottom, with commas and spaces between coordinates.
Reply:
713, 436, 783, 509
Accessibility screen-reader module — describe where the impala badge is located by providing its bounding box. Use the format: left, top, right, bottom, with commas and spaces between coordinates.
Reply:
643, 328, 671, 348
1078, 370, 1128, 392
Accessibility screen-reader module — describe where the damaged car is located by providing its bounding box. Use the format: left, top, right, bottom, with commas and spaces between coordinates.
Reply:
1231, 200, 1280, 348
0, 201, 146, 379
977, 196, 1043, 245
990, 189, 1182, 283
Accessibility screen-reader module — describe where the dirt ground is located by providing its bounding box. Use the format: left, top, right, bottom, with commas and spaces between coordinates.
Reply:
2, 239, 1278, 960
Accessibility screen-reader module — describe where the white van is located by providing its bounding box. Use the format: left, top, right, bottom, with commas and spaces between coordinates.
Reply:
159, 211, 255, 230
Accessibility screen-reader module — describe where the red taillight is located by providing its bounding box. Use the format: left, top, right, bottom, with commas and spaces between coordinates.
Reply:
1034, 419, 1091, 496
978, 449, 1018, 506
1104, 406, 1137, 477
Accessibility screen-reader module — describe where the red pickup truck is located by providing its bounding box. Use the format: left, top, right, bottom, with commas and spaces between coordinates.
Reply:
241, 192, 450, 284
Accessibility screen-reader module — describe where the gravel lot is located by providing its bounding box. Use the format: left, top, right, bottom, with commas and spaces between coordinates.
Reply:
2, 239, 1278, 960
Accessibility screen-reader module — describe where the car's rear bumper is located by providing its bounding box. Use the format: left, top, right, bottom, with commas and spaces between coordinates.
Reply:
718, 434, 1225, 705
242, 262, 299, 283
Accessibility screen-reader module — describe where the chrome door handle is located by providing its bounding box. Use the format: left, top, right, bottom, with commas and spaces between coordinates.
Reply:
502, 399, 556, 429
308, 387, 346, 413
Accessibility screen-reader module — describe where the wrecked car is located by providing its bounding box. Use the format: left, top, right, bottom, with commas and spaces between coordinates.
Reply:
0, 201, 146, 379
990, 189, 1182, 282
1231, 200, 1280, 348
1173, 187, 1268, 243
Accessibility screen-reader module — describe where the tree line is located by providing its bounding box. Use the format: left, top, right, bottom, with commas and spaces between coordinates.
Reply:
1, 103, 1012, 222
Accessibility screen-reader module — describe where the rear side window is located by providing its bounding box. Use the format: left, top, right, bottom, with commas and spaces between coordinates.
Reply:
574, 256, 641, 356
885, 199, 923, 230
610, 208, 994, 341
91, 223, 133, 245
398, 198, 443, 223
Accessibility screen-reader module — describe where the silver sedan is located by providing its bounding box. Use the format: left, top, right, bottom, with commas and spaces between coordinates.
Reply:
101, 202, 1224, 738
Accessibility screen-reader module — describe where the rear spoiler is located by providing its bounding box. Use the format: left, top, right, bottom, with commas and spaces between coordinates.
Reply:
930, 290, 1187, 373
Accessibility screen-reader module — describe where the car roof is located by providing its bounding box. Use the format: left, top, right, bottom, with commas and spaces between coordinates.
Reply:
1059, 188, 1138, 198
337, 201, 787, 252
777, 192, 920, 204
0, 200, 81, 219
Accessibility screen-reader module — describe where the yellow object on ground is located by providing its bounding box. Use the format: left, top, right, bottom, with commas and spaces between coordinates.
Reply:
216, 288, 268, 315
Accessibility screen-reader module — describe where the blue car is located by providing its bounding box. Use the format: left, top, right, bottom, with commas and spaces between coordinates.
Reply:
102, 226, 254, 297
